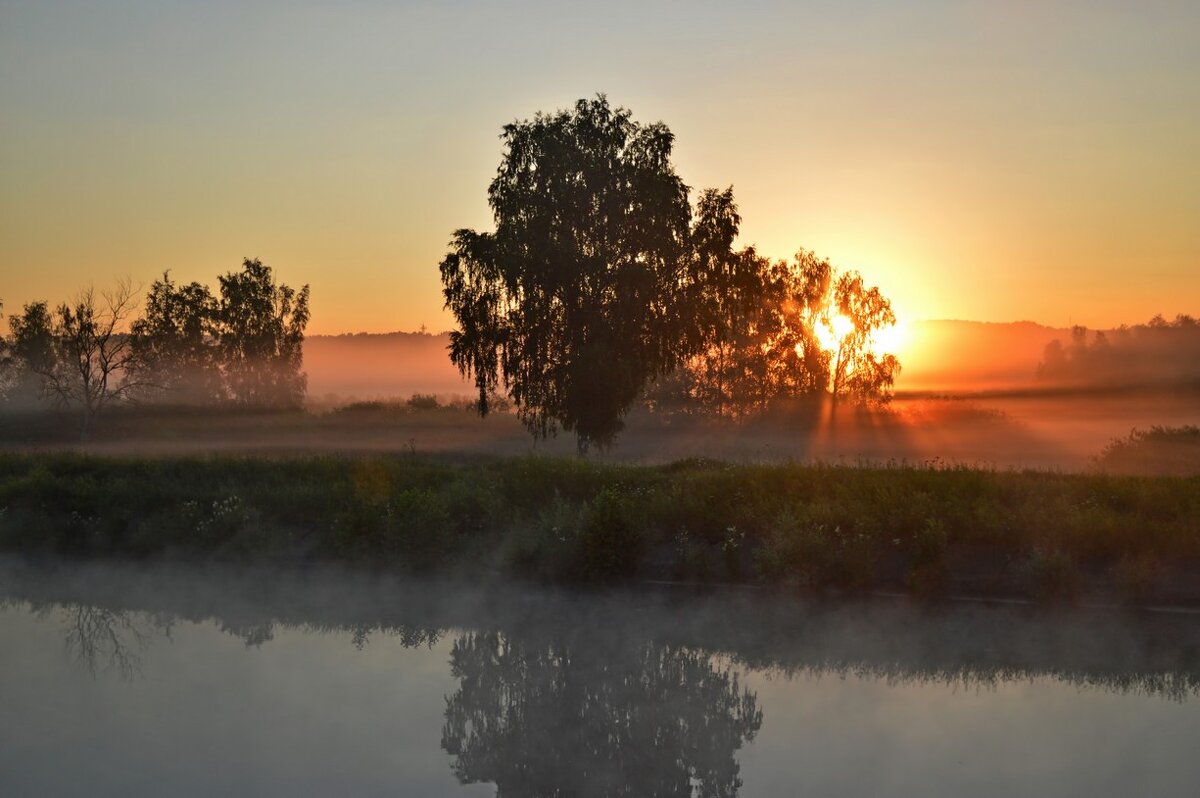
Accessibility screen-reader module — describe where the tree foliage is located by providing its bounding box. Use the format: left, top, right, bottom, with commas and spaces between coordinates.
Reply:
828, 269, 901, 402
129, 258, 310, 408
441, 96, 755, 451
443, 97, 904, 441
4, 259, 311, 430
659, 251, 900, 417
7, 300, 59, 402
7, 282, 141, 433
216, 258, 310, 407
129, 272, 222, 403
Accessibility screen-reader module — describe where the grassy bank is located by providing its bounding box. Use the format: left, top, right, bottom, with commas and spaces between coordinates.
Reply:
1, 453, 1198, 604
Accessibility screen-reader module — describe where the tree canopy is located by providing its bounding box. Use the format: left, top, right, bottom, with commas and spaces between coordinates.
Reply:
827, 269, 901, 403
653, 251, 901, 417
3, 258, 311, 432
129, 272, 222, 404
441, 95, 759, 451
216, 258, 310, 407
5, 283, 140, 433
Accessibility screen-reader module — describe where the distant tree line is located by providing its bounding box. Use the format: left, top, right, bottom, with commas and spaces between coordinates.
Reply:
1037, 314, 1200, 389
1, 258, 309, 434
441, 95, 901, 451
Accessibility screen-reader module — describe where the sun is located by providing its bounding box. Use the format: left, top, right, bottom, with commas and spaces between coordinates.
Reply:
814, 314, 855, 352
871, 319, 907, 358
806, 314, 906, 360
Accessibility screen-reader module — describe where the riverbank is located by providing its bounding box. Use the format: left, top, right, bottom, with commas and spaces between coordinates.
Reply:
1, 453, 1197, 605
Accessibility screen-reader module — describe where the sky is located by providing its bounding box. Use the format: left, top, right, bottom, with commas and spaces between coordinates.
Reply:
2, 0, 1197, 335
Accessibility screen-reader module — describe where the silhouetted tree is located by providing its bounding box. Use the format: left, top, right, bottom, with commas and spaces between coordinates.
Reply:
661, 251, 899, 416
7, 283, 141, 433
216, 258, 310, 407
828, 270, 901, 403
440, 96, 753, 452
441, 629, 762, 796
7, 300, 59, 403
129, 272, 223, 404
0, 299, 7, 395
670, 250, 832, 417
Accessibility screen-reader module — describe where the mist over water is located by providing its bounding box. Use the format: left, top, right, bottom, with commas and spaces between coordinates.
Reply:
3, 560, 1200, 796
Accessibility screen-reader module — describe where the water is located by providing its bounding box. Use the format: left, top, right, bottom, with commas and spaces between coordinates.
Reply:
2, 561, 1199, 797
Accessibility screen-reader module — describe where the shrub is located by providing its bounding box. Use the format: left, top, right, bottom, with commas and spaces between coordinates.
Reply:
905, 517, 950, 598
1112, 552, 1161, 604
381, 487, 453, 567
756, 511, 875, 590
406, 393, 440, 411
1021, 547, 1081, 603
506, 487, 641, 583
505, 497, 587, 582
1095, 426, 1200, 476
578, 487, 641, 582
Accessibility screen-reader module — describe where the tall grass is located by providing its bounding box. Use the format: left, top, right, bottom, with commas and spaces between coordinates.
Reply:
0, 453, 1197, 601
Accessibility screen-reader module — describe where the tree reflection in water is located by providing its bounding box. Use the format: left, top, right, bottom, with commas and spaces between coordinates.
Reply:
57, 604, 161, 681
441, 630, 763, 797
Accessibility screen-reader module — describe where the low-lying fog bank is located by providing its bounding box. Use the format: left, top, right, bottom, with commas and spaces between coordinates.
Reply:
2, 388, 1199, 473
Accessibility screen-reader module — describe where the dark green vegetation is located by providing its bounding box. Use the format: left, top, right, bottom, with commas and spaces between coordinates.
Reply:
2, 453, 1198, 604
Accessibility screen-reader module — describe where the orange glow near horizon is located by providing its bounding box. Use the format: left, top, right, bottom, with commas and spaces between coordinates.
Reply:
872, 319, 908, 360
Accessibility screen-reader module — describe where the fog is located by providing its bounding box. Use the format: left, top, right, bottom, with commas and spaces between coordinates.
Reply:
5, 388, 1195, 474
3, 559, 1200, 796
304, 331, 472, 402
301, 321, 1071, 400
3, 321, 1197, 472
283, 324, 1200, 472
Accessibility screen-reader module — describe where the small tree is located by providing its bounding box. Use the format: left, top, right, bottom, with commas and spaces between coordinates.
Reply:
658, 251, 900, 417
0, 300, 12, 400
9, 282, 141, 434
8, 300, 59, 404
216, 258, 310, 408
827, 270, 901, 404
129, 272, 223, 404
671, 252, 813, 417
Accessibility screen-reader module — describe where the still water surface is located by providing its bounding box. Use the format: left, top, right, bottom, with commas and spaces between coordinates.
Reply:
2, 561, 1199, 797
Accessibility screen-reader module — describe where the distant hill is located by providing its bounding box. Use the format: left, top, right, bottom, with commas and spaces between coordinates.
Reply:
301, 321, 1076, 401
896, 320, 1069, 392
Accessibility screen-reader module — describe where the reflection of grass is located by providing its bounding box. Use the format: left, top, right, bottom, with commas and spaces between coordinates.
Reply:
1096, 425, 1200, 476
1, 453, 1198, 602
